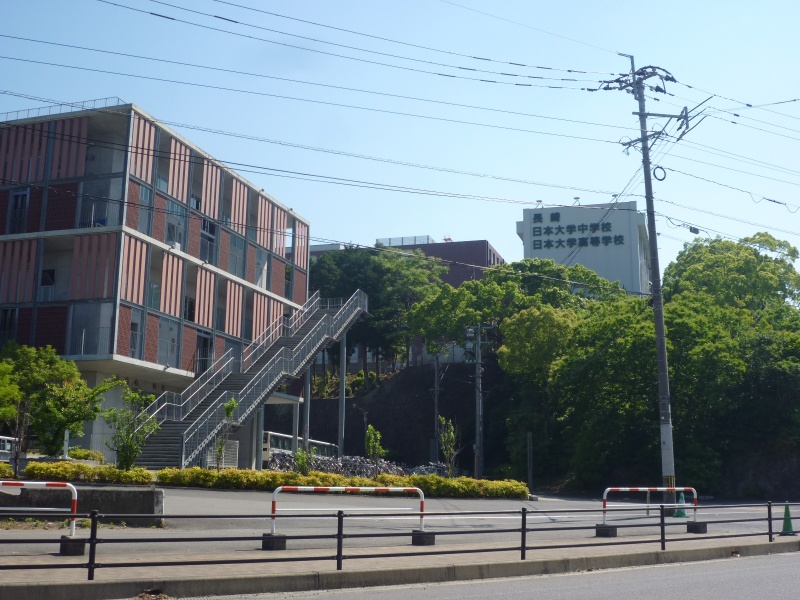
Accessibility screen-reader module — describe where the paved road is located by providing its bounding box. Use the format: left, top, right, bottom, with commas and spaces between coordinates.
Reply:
177, 551, 800, 600
1, 487, 782, 557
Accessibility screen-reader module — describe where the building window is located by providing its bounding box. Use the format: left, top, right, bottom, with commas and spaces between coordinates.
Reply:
38, 269, 56, 301
157, 317, 180, 368
129, 308, 144, 359
165, 200, 186, 250
0, 308, 17, 347
137, 186, 153, 235
256, 248, 269, 289
183, 296, 196, 322
229, 235, 245, 278
9, 188, 29, 234
190, 194, 202, 212
200, 218, 216, 264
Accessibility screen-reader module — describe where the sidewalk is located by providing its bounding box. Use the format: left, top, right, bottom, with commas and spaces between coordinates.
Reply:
2, 533, 799, 600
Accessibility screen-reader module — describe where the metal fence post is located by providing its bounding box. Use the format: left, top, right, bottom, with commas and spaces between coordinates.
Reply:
768, 501, 774, 543
521, 508, 527, 561
336, 510, 344, 571
87, 510, 99, 581
659, 505, 666, 551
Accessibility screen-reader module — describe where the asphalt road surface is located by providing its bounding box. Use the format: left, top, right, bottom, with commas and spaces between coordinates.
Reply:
1, 487, 782, 556
179, 552, 800, 600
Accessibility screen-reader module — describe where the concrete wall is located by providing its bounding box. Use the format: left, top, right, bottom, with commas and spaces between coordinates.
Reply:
0, 485, 164, 527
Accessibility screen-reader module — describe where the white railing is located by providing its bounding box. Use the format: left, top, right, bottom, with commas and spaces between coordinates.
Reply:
181, 290, 367, 467
139, 350, 234, 430
241, 290, 320, 371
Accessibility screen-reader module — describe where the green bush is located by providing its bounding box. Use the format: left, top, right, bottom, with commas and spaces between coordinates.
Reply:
24, 461, 152, 484
0, 462, 13, 479
67, 446, 105, 463
154, 467, 528, 498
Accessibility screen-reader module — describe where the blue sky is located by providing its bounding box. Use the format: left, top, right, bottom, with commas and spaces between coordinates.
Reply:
2, 0, 799, 273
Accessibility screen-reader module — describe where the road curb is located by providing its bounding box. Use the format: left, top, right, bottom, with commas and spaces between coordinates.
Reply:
3, 539, 800, 600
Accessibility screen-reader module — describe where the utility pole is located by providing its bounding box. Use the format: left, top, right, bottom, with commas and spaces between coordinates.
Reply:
474, 325, 484, 479
432, 354, 440, 462
616, 54, 685, 500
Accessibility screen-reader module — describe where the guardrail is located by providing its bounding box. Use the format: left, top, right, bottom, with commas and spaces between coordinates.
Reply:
0, 481, 78, 536
0, 501, 795, 581
270, 486, 425, 534
603, 486, 698, 523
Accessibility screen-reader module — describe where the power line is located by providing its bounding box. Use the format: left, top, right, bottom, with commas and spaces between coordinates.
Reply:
0, 56, 620, 145
0, 121, 597, 206
662, 167, 800, 213
0, 93, 624, 199
209, 0, 625, 76
1, 176, 640, 296
96, 0, 606, 91
655, 198, 800, 240
436, 0, 619, 55
143, 0, 605, 84
660, 152, 800, 188
0, 35, 638, 133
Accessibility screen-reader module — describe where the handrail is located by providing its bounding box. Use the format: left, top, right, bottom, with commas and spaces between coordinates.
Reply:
142, 349, 233, 423
137, 352, 234, 436
242, 290, 321, 371
181, 290, 367, 467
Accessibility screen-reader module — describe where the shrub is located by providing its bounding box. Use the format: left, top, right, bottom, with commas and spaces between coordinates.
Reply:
68, 446, 105, 463
0, 462, 13, 479
154, 467, 528, 498
24, 461, 152, 484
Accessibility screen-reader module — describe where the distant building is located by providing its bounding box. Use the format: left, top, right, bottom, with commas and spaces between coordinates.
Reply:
516, 200, 650, 295
377, 236, 505, 288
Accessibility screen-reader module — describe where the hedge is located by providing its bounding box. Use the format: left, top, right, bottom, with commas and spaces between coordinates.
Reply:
68, 447, 105, 463
156, 467, 528, 498
24, 461, 152, 485
0, 462, 12, 479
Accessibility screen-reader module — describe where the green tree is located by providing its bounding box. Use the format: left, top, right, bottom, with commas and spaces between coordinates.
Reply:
216, 397, 238, 470
310, 245, 446, 382
1, 344, 119, 474
0, 360, 20, 424
663, 233, 800, 311
437, 416, 462, 477
364, 424, 387, 478
104, 384, 159, 470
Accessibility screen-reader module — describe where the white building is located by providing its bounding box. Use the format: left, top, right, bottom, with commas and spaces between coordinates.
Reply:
516, 200, 651, 296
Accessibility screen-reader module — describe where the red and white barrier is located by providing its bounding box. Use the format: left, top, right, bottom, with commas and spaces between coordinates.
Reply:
602, 486, 698, 524
270, 486, 425, 534
0, 481, 79, 535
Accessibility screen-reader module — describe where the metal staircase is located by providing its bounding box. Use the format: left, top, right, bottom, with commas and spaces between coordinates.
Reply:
134, 290, 367, 470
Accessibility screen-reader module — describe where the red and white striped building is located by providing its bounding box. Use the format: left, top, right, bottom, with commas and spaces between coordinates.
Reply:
0, 101, 311, 455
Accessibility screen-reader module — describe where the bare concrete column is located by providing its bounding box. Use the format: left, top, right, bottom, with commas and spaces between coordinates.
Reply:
303, 367, 312, 451
291, 402, 299, 453
338, 334, 346, 458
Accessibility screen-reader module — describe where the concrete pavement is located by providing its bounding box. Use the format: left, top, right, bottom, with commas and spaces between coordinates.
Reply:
2, 531, 799, 600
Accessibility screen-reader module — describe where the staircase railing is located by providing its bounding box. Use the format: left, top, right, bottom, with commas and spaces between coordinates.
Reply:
241, 290, 320, 371
181, 290, 367, 467
139, 350, 234, 429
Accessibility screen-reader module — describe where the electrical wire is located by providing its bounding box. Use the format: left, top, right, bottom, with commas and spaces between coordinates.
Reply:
662, 167, 800, 214
0, 56, 620, 145
0, 35, 639, 133
1, 177, 639, 296
142, 0, 604, 84
210, 0, 625, 76
0, 110, 623, 205
95, 0, 606, 91
436, 0, 620, 56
